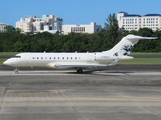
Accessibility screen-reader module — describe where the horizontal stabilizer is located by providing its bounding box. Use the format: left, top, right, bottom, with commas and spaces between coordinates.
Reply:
119, 56, 134, 61
126, 34, 157, 40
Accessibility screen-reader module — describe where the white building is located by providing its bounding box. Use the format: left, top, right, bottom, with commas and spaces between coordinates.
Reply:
62, 22, 102, 35
0, 22, 7, 32
16, 15, 63, 33
117, 12, 161, 31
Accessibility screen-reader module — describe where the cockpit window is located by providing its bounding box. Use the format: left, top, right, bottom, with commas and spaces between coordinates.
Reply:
12, 56, 21, 58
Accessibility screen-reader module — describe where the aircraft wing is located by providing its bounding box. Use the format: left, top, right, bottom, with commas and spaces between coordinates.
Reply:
47, 62, 107, 69
108, 57, 119, 66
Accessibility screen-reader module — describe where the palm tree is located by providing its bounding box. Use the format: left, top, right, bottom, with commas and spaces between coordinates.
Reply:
104, 13, 119, 45
105, 13, 118, 31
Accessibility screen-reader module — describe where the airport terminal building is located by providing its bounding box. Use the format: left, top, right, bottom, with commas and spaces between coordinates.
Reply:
118, 11, 161, 31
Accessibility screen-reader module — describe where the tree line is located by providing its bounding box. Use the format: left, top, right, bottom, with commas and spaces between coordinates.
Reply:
0, 14, 161, 53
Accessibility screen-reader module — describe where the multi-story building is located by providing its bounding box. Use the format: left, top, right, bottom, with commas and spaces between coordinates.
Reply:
0, 22, 7, 32
16, 15, 63, 33
117, 11, 161, 31
62, 22, 102, 35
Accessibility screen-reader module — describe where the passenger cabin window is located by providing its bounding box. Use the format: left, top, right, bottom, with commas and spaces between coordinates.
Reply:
33, 57, 35, 59
58, 57, 59, 59
54, 57, 55, 59
62, 57, 64, 59
41, 57, 43, 59
37, 57, 39, 59
49, 57, 51, 59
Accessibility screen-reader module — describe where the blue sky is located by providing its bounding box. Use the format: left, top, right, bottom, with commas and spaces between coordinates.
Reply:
1, 0, 161, 27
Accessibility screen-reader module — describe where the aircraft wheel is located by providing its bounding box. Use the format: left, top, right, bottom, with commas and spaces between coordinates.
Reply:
14, 67, 19, 74
15, 71, 19, 74
77, 69, 83, 74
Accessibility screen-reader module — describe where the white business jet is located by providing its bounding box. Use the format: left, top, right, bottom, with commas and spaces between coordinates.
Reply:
3, 34, 157, 73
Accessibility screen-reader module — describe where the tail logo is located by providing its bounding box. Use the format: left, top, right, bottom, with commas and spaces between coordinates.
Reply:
121, 44, 134, 56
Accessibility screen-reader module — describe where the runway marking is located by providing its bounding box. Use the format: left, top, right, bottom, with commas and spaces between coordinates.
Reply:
90, 71, 161, 76
3, 96, 161, 103
0, 70, 161, 76
2, 91, 161, 103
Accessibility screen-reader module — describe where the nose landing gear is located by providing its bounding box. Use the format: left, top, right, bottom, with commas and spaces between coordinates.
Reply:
14, 67, 19, 74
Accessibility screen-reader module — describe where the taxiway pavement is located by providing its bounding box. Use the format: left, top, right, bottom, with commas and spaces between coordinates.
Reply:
0, 66, 161, 120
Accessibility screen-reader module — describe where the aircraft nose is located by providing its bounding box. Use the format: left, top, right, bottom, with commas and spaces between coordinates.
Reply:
3, 60, 12, 66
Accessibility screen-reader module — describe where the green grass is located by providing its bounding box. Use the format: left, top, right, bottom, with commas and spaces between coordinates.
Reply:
0, 58, 7, 65
0, 52, 18, 65
0, 52, 18, 55
131, 53, 161, 54
119, 58, 161, 65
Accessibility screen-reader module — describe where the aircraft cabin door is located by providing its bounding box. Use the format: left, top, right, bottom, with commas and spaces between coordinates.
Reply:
25, 54, 30, 66
94, 53, 96, 61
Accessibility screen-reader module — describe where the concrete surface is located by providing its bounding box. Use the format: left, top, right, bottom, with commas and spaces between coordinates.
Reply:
0, 66, 161, 120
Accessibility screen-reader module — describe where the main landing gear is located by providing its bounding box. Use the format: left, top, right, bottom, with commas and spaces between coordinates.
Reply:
76, 69, 83, 74
14, 67, 19, 74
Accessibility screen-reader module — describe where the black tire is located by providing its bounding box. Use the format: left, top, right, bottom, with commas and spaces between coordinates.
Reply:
77, 69, 83, 74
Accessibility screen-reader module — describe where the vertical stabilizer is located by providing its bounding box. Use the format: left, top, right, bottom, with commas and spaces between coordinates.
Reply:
109, 34, 157, 56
